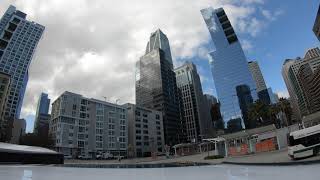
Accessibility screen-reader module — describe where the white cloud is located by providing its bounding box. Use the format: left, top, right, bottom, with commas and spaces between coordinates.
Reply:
241, 39, 253, 52
0, 0, 281, 124
276, 90, 290, 99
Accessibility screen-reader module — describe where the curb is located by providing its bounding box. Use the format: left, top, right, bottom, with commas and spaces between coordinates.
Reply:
222, 159, 320, 166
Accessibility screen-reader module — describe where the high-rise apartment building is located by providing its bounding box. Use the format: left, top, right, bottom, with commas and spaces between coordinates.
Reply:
175, 62, 213, 142
124, 103, 164, 157
0, 5, 44, 118
313, 4, 320, 41
136, 29, 180, 146
33, 92, 50, 134
201, 7, 257, 124
49, 91, 128, 157
282, 47, 320, 118
297, 63, 320, 114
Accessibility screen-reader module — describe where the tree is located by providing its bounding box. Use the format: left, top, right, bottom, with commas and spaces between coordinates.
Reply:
277, 98, 293, 125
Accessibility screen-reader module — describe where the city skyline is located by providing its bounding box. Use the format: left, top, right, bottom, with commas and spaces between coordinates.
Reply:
0, 1, 318, 132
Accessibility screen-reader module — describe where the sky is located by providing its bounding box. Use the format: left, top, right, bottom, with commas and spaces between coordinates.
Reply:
0, 0, 319, 132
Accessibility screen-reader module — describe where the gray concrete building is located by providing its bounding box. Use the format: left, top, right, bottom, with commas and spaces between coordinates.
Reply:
175, 62, 213, 142
124, 103, 164, 157
49, 91, 128, 158
0, 5, 44, 119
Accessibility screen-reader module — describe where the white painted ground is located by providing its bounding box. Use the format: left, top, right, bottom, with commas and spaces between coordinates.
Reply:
0, 164, 319, 180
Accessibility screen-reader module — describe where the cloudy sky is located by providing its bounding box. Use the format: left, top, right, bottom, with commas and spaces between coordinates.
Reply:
0, 0, 319, 132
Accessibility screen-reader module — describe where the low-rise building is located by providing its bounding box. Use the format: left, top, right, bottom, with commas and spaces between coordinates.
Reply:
49, 91, 128, 158
124, 103, 164, 157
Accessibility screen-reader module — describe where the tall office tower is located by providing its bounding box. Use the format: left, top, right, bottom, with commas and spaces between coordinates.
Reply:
136, 29, 180, 146
248, 61, 270, 105
201, 7, 257, 124
124, 103, 165, 157
175, 62, 213, 142
33, 92, 50, 134
248, 61, 267, 92
282, 47, 320, 118
50, 91, 128, 157
313, 4, 320, 41
0, 5, 45, 118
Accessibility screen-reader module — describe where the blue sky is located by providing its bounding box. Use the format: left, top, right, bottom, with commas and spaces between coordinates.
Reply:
196, 0, 319, 98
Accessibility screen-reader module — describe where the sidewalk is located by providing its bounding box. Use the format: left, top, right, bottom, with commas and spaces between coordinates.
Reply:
222, 149, 320, 165
64, 149, 320, 166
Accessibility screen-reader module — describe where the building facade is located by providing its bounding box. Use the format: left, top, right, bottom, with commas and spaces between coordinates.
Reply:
313, 4, 320, 41
33, 92, 50, 134
49, 91, 128, 158
10, 118, 25, 144
201, 7, 257, 124
175, 62, 213, 142
248, 61, 271, 105
136, 29, 181, 146
0, 5, 44, 118
203, 94, 224, 131
124, 103, 164, 157
248, 61, 267, 92
0, 72, 10, 140
297, 63, 320, 114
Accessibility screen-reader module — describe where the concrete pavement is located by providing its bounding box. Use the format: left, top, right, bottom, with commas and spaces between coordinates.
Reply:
64, 149, 320, 166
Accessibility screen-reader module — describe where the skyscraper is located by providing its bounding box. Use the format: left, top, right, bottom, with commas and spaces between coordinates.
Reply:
248, 61, 267, 92
175, 62, 213, 142
33, 92, 50, 134
248, 61, 270, 105
0, 5, 45, 118
201, 7, 257, 124
136, 29, 180, 146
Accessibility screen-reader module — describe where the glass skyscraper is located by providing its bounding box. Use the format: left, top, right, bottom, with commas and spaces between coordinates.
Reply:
136, 29, 180, 146
201, 7, 257, 125
0, 5, 45, 118
33, 92, 50, 133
